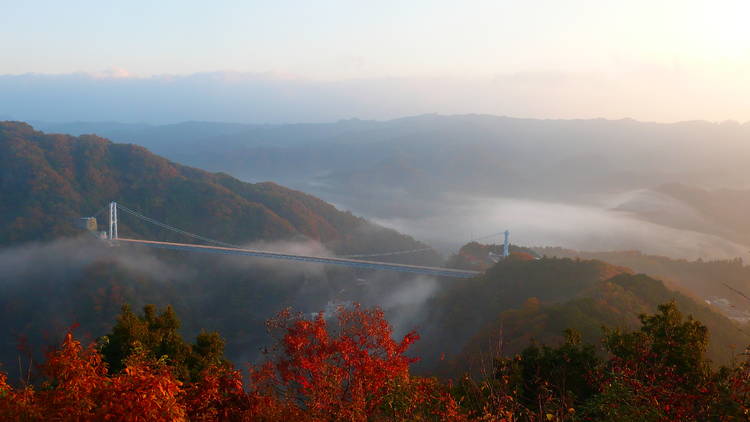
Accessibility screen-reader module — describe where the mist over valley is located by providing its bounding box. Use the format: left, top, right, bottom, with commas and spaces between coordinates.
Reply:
4, 2, 750, 417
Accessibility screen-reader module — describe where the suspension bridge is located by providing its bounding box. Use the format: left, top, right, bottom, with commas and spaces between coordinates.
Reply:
81, 202, 511, 279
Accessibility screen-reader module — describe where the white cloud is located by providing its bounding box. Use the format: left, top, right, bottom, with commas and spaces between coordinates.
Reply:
88, 67, 134, 79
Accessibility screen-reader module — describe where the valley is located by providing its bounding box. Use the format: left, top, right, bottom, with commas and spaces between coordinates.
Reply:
2, 119, 750, 419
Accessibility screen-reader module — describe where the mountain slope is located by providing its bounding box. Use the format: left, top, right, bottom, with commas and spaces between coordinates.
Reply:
0, 121, 447, 381
534, 246, 750, 318
406, 256, 749, 375
0, 121, 440, 264
451, 272, 748, 376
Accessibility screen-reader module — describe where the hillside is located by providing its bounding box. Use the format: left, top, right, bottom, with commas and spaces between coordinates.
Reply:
406, 256, 749, 375
535, 246, 750, 318
446, 241, 541, 270
0, 121, 440, 263
409, 257, 632, 370
0, 121, 446, 380
451, 273, 749, 377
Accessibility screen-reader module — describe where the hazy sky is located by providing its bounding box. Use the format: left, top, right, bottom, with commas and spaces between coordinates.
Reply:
2, 1, 749, 122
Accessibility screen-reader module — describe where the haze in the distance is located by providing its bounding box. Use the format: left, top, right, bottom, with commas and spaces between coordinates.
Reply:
2, 0, 750, 123
5, 1, 750, 261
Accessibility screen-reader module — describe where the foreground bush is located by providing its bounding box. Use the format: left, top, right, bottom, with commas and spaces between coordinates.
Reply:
457, 302, 750, 421
0, 305, 460, 421
2, 302, 750, 421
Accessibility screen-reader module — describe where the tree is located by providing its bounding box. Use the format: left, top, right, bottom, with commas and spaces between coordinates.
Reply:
584, 301, 715, 421
506, 329, 599, 410
604, 300, 709, 382
0, 332, 185, 421
249, 304, 459, 421
99, 304, 227, 381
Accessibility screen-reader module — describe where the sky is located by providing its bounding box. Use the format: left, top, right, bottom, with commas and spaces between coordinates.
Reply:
1, 0, 749, 122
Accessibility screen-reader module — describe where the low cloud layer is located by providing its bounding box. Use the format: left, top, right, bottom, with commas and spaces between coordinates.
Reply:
2, 70, 749, 124
370, 192, 750, 261
0, 236, 190, 283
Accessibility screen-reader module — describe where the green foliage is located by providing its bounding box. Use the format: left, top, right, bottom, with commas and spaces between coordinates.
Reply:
536, 246, 750, 319
422, 255, 749, 378
450, 302, 750, 420
415, 257, 631, 372
578, 302, 719, 420
99, 304, 227, 381
501, 329, 600, 408
604, 301, 709, 382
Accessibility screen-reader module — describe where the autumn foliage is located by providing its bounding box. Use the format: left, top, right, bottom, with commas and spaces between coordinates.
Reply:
3, 302, 750, 421
0, 304, 458, 421
0, 333, 185, 421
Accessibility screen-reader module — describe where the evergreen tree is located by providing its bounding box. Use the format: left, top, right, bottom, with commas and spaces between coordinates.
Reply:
99, 304, 227, 381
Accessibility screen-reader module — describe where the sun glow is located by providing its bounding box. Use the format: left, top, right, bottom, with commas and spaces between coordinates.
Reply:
682, 1, 750, 60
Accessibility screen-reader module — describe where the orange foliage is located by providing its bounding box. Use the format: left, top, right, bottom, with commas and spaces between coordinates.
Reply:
2, 301, 750, 420
250, 305, 417, 419
0, 333, 186, 421
246, 304, 468, 420
0, 306, 463, 421
97, 354, 185, 421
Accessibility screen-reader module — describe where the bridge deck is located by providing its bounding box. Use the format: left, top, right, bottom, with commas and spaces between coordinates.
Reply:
116, 238, 481, 279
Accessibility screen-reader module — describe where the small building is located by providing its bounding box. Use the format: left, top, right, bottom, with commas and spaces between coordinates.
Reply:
75, 217, 98, 232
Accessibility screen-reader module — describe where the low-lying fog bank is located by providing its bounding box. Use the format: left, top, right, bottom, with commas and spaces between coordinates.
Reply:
356, 192, 750, 261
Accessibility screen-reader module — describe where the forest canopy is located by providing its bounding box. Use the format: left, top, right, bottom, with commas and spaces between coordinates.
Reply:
2, 302, 750, 421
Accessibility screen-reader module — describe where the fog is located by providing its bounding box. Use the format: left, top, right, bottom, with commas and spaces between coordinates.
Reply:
219, 239, 441, 337
0, 236, 190, 284
218, 239, 334, 279
0, 234, 441, 370
367, 192, 750, 261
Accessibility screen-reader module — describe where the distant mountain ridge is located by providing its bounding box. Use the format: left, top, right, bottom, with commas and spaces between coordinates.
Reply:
34, 115, 750, 195
0, 121, 440, 264
33, 114, 750, 219
28, 115, 750, 259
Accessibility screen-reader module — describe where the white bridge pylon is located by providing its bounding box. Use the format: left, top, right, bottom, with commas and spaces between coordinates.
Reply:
108, 201, 118, 240
102, 201, 512, 279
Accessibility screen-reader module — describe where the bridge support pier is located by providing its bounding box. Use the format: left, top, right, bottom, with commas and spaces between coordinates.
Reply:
108, 202, 118, 240
503, 230, 510, 258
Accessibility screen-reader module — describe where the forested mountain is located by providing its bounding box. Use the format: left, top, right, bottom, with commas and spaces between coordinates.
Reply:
407, 255, 749, 376
535, 247, 750, 317
0, 121, 443, 380
0, 121, 439, 262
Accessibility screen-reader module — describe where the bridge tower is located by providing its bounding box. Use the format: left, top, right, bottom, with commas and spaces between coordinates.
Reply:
503, 230, 510, 258
108, 201, 118, 240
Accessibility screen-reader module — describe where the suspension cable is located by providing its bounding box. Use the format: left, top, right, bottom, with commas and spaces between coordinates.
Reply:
111, 202, 507, 258
340, 247, 435, 258
115, 203, 242, 248
469, 230, 508, 242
